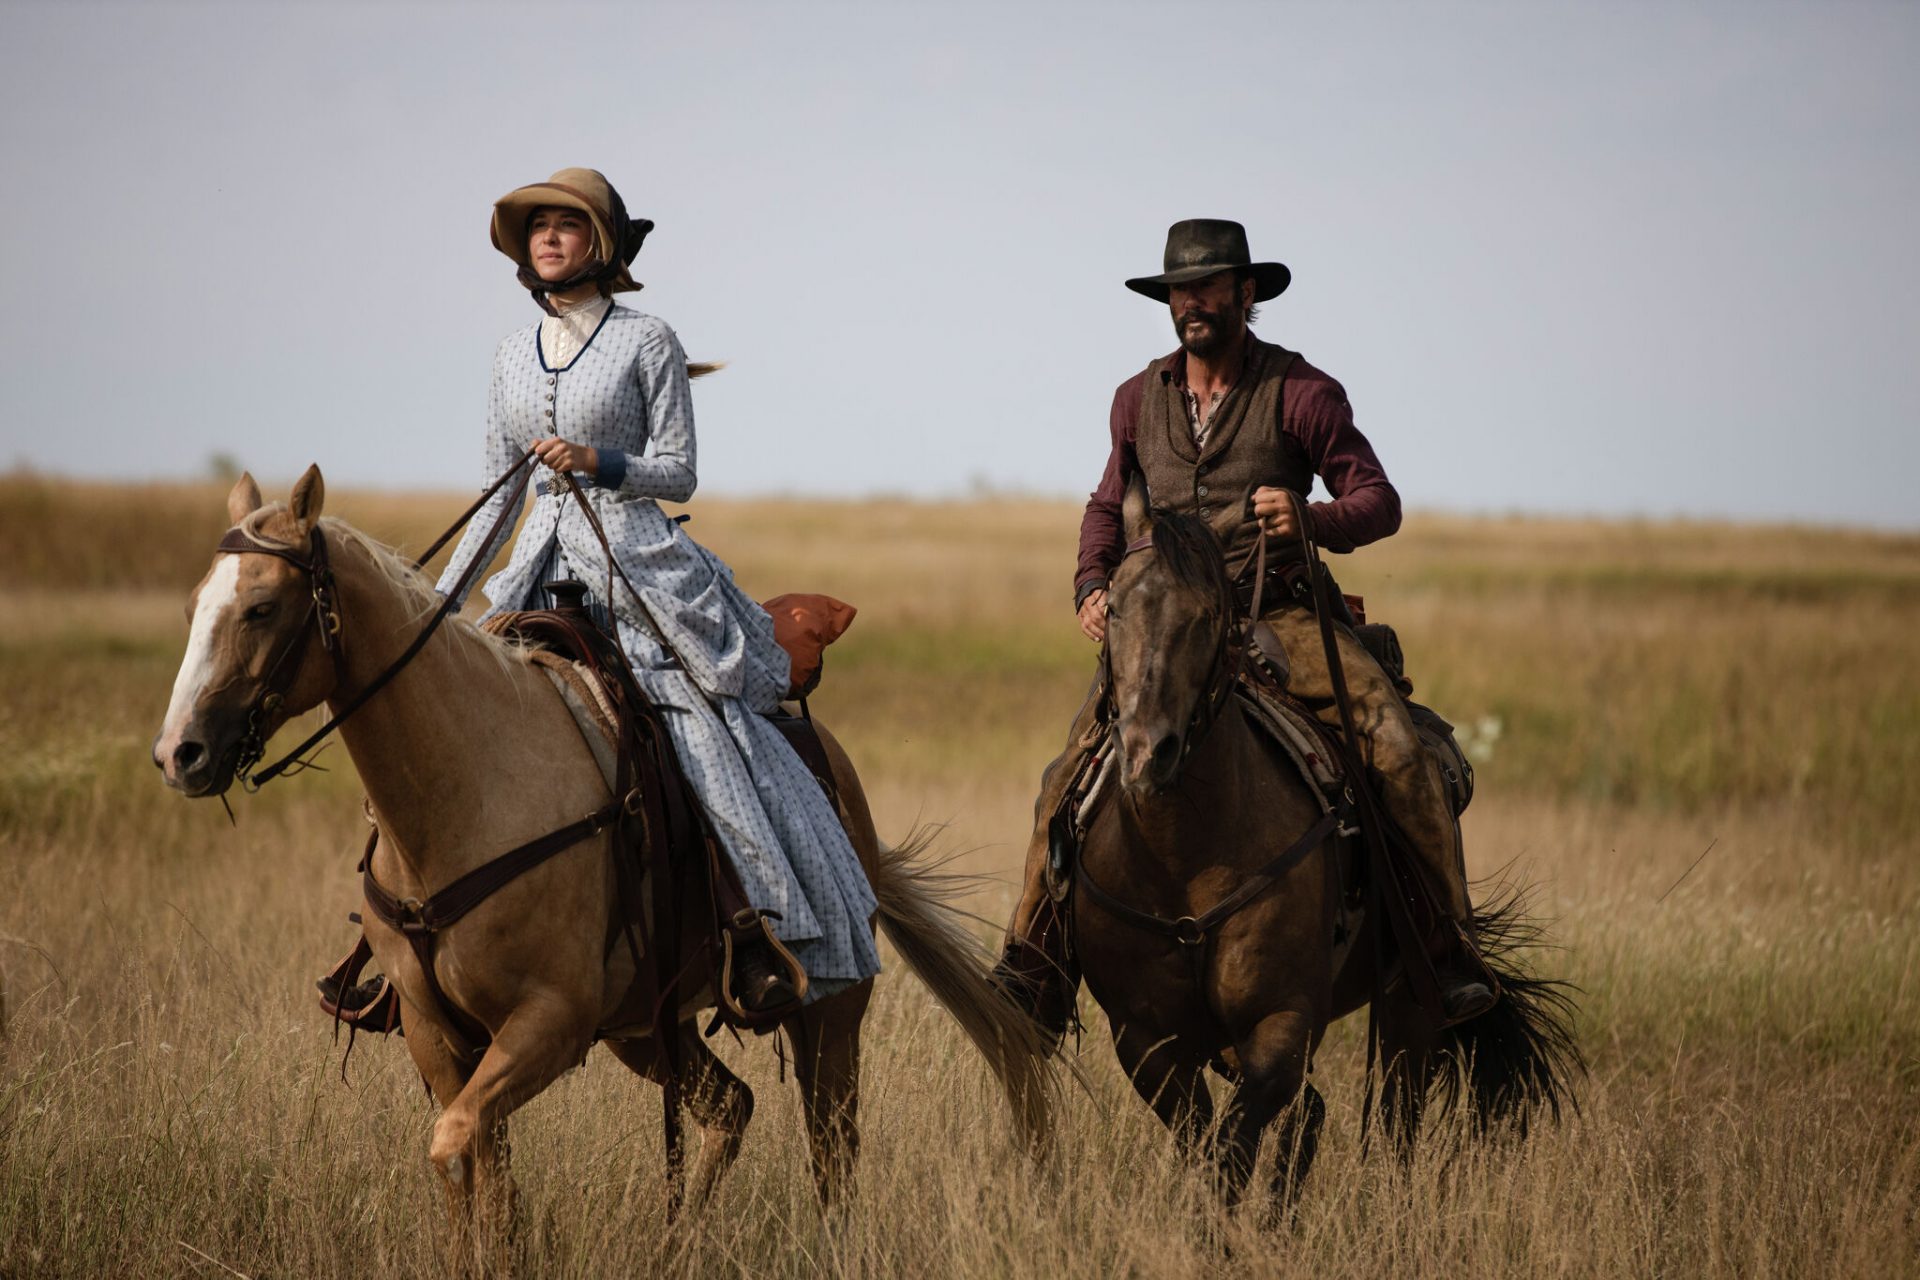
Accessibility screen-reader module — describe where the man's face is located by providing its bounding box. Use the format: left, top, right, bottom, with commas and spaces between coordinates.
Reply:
1168, 271, 1253, 358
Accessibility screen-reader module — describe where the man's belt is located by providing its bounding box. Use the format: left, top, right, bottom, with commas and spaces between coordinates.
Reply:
1235, 557, 1314, 617
1236, 557, 1358, 627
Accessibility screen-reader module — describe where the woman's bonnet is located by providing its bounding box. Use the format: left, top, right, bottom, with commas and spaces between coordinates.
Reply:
491, 167, 653, 298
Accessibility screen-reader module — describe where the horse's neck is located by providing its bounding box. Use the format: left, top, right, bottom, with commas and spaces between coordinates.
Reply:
324, 537, 572, 892
1117, 706, 1269, 870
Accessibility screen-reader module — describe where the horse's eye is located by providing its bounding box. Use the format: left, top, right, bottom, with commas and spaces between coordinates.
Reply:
245, 602, 276, 622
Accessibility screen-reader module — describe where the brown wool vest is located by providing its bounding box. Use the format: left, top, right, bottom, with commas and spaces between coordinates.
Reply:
1135, 337, 1303, 568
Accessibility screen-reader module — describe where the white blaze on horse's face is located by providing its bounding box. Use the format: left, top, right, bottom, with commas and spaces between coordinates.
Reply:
1107, 564, 1222, 795
153, 543, 317, 797
155, 555, 242, 790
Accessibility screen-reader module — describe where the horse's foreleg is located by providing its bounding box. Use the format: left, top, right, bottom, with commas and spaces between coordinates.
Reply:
1219, 1007, 1320, 1211
429, 1002, 590, 1272
400, 1016, 484, 1258
1111, 1022, 1214, 1161
787, 983, 870, 1206
604, 1030, 755, 1213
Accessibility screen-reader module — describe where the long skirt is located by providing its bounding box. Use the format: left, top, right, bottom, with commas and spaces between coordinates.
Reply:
525, 545, 882, 1000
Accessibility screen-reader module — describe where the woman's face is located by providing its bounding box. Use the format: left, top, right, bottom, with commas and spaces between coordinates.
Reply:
526, 206, 597, 283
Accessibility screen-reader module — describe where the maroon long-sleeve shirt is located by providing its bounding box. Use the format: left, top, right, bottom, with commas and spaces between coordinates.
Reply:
1074, 346, 1402, 607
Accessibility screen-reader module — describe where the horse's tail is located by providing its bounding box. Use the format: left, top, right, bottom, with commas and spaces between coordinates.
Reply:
686, 360, 725, 380
871, 828, 1057, 1149
1430, 881, 1585, 1134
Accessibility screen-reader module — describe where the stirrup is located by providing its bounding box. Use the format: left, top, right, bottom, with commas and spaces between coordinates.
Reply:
1432, 919, 1500, 1027
1436, 971, 1497, 1026
316, 937, 404, 1034
989, 938, 1074, 1052
718, 909, 807, 1029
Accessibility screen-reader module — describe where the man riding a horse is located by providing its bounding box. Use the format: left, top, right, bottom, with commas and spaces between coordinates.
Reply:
994, 218, 1497, 1037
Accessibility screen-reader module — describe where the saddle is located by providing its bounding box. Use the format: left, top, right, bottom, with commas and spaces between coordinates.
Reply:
1044, 617, 1476, 909
478, 594, 839, 1035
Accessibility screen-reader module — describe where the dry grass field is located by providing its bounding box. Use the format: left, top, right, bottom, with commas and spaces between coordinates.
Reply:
2, 473, 1917, 1277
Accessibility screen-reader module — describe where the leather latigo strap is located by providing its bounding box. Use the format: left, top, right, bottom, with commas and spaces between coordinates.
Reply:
361, 795, 627, 1049
1075, 810, 1342, 946
362, 798, 625, 939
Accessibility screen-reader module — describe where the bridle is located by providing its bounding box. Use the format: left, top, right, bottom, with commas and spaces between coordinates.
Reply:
1102, 524, 1268, 771
213, 523, 349, 786
211, 451, 539, 791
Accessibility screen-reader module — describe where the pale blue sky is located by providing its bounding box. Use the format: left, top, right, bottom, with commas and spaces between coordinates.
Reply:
2, 1, 1915, 526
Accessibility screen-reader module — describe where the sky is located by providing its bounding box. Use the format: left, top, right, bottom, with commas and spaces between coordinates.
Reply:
1, 1, 1915, 527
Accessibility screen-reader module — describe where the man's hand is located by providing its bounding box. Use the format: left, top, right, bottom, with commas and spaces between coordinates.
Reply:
532, 437, 599, 475
1251, 486, 1312, 544
1077, 588, 1109, 642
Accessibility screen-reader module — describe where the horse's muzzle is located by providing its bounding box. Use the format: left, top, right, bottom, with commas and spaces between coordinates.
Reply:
1119, 723, 1185, 795
153, 722, 239, 797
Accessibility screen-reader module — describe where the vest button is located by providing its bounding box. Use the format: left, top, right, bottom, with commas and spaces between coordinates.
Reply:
1197, 483, 1210, 498
1199, 506, 1212, 519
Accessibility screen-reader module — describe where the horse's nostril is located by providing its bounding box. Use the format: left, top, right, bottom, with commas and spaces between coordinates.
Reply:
173, 740, 206, 773
1151, 734, 1181, 768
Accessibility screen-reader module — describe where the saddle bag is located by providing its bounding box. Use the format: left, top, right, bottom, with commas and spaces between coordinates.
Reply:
1408, 700, 1475, 816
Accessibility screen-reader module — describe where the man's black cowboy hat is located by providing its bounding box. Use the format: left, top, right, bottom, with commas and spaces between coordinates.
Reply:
1125, 219, 1291, 303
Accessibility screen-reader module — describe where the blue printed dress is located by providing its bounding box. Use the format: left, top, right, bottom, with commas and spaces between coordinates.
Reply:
435, 298, 881, 999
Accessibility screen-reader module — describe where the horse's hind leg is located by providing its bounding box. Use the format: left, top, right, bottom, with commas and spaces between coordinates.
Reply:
1377, 983, 1439, 1157
786, 982, 871, 1205
604, 1030, 755, 1212
1219, 1008, 1322, 1211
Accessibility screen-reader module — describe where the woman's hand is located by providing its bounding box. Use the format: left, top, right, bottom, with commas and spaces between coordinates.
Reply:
1251, 486, 1312, 543
532, 437, 599, 475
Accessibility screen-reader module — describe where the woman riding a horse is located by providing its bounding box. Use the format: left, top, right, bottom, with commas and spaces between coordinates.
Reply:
326, 167, 879, 1021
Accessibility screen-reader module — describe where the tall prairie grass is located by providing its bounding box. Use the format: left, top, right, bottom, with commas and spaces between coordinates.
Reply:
1, 474, 1916, 1277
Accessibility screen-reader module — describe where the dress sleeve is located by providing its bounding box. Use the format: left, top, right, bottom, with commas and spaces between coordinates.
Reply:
606, 321, 698, 502
434, 351, 528, 605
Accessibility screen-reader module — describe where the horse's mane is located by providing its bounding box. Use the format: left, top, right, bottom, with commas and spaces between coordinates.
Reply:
1147, 509, 1232, 604
237, 504, 527, 668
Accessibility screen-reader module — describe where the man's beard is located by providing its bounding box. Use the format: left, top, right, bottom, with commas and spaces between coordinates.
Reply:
1173, 304, 1241, 358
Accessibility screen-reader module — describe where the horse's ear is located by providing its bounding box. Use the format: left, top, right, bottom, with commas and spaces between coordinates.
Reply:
288, 464, 325, 533
1122, 473, 1153, 543
226, 472, 263, 525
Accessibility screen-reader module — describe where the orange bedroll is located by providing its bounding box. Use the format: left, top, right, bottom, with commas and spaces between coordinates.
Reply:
762, 593, 857, 699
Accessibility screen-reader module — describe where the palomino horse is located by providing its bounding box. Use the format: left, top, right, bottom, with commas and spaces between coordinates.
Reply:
1071, 481, 1577, 1209
153, 469, 1053, 1256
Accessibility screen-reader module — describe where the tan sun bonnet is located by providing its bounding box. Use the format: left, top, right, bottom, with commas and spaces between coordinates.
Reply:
490, 166, 641, 293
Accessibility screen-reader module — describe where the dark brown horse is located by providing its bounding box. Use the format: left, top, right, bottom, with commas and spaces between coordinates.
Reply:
1071, 481, 1578, 1209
